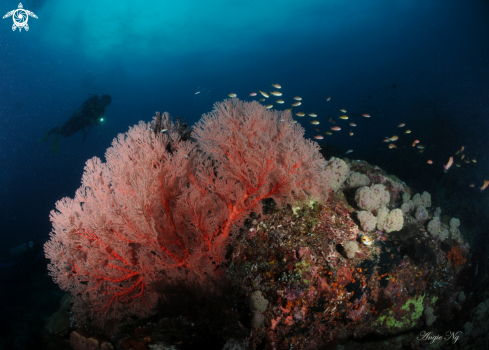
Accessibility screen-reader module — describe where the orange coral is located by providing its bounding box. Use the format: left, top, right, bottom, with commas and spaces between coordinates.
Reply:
447, 246, 465, 267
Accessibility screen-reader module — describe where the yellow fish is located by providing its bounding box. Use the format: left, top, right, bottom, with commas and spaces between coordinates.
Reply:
480, 180, 489, 191
327, 96, 331, 101
266, 105, 273, 109
295, 112, 305, 117
405, 130, 411, 134
270, 91, 282, 96
293, 96, 302, 101
228, 93, 237, 97
310, 121, 320, 125
309, 113, 317, 117
292, 101, 301, 107
339, 115, 348, 120
276, 100, 284, 104
325, 131, 333, 135
340, 109, 347, 113
258, 90, 269, 98
271, 83, 281, 88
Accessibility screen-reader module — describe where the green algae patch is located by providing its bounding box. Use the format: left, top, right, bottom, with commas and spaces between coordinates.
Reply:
374, 295, 425, 333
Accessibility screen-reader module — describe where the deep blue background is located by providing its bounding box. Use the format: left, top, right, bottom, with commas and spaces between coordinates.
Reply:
0, 0, 488, 261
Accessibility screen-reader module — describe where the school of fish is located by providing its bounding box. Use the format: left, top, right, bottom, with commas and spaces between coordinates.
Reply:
224, 84, 485, 192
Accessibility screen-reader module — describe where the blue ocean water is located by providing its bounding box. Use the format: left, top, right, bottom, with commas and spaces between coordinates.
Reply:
0, 0, 488, 348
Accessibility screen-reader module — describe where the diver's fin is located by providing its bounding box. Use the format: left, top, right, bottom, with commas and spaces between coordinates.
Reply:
51, 133, 60, 155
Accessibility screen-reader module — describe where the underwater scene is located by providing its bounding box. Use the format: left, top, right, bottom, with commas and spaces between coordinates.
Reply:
0, 0, 488, 349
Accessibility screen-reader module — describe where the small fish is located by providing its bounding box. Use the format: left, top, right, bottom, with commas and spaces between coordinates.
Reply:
398, 123, 405, 127
427, 160, 433, 164
388, 143, 397, 149
314, 135, 324, 140
461, 154, 465, 159
414, 140, 420, 144
349, 122, 356, 126
276, 100, 284, 104
260, 98, 265, 102
293, 96, 302, 101
389, 135, 399, 142
161, 128, 168, 133
310, 121, 320, 125
340, 109, 347, 113
472, 159, 477, 163
411, 142, 416, 147
443, 156, 454, 171
314, 128, 320, 131
349, 132, 354, 136
228, 93, 237, 97
329, 117, 335, 124
292, 101, 301, 107
249, 92, 257, 96
419, 150, 424, 154
480, 180, 489, 192
339, 115, 349, 120
295, 112, 305, 117
195, 91, 200, 94
405, 130, 411, 134
271, 83, 282, 89
361, 235, 373, 246
327, 96, 331, 101
331, 126, 341, 131
461, 146, 465, 152
464, 160, 470, 164
417, 145, 425, 149
325, 131, 333, 135
346, 149, 353, 154
455, 150, 460, 155
309, 113, 317, 117
455, 164, 461, 168
270, 91, 282, 96
258, 90, 269, 98
385, 138, 392, 143
469, 183, 475, 188
266, 105, 273, 109
362, 114, 371, 118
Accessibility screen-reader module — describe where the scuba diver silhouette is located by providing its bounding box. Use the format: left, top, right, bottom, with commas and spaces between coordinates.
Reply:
42, 94, 112, 154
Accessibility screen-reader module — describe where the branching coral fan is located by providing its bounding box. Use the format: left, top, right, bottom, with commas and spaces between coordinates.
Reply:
44, 99, 328, 324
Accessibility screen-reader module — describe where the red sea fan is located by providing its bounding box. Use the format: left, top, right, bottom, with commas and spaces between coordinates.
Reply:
44, 99, 328, 325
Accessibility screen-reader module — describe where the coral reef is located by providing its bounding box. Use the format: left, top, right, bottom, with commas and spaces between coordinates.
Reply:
44, 146, 484, 349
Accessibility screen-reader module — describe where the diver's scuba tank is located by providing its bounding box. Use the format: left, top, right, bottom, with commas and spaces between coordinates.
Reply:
10, 241, 34, 258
